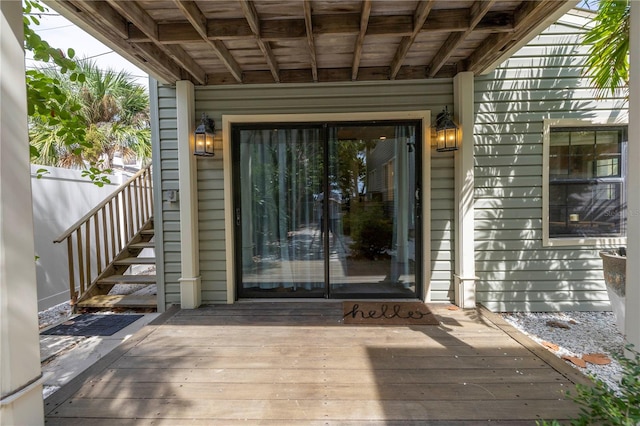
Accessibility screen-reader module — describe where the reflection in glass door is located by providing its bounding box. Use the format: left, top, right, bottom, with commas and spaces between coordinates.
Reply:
327, 124, 418, 297
233, 121, 420, 299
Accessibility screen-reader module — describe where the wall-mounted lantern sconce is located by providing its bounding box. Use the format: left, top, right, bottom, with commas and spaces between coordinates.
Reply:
194, 113, 215, 157
435, 106, 459, 152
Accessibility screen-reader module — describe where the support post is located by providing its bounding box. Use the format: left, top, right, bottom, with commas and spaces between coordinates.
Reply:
626, 2, 640, 351
176, 81, 201, 309
0, 2, 45, 423
453, 72, 477, 308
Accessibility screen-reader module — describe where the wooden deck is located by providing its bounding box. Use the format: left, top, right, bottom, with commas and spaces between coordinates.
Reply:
44, 302, 592, 425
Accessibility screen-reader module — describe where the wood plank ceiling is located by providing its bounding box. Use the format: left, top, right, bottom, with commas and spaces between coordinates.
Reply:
46, 0, 574, 86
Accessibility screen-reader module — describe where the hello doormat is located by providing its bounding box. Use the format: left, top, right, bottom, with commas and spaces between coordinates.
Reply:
342, 301, 439, 325
41, 314, 143, 336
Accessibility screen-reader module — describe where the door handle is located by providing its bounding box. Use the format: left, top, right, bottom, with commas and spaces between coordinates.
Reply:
235, 208, 241, 226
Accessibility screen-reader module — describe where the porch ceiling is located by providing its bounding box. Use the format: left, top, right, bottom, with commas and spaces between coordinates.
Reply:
46, 0, 576, 86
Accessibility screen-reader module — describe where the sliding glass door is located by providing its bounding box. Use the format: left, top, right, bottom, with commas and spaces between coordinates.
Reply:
233, 121, 421, 299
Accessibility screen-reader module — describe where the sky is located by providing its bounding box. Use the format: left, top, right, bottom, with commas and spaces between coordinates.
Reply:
25, 11, 149, 88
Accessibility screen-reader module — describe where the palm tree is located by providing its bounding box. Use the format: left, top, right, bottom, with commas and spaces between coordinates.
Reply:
29, 60, 150, 169
583, 0, 630, 99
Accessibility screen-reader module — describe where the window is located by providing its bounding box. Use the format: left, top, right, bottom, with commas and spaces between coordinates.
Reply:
544, 120, 627, 245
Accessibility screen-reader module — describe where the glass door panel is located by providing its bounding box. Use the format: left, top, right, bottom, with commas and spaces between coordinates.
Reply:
327, 124, 418, 298
235, 126, 325, 297
233, 121, 420, 299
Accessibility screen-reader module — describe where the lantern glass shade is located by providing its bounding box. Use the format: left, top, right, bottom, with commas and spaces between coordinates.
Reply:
435, 107, 459, 152
194, 113, 215, 156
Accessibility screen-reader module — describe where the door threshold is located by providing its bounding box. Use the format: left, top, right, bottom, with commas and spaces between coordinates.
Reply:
236, 298, 423, 303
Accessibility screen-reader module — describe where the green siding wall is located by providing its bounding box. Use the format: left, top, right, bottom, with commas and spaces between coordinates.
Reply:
474, 11, 628, 312
152, 11, 626, 311
154, 85, 182, 306
155, 79, 457, 305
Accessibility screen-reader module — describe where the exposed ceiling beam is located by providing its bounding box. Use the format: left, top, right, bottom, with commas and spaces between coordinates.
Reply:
465, 0, 563, 74
208, 64, 456, 85
106, 0, 206, 84
54, 0, 182, 83
207, 19, 255, 40
107, 0, 157, 40
239, 0, 280, 83
389, 0, 435, 80
45, 0, 568, 87
427, 0, 495, 77
351, 0, 372, 81
173, 0, 243, 83
126, 10, 514, 44
303, 1, 319, 82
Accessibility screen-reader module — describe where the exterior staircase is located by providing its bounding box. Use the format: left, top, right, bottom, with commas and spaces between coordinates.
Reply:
77, 219, 157, 309
54, 165, 157, 311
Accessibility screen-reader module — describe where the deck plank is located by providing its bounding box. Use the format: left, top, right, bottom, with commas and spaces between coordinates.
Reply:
74, 381, 571, 401
88, 366, 571, 385
111, 354, 548, 370
138, 332, 522, 348
125, 344, 535, 358
45, 303, 588, 423
48, 398, 580, 421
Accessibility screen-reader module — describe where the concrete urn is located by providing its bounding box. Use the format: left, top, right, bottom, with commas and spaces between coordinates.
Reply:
599, 249, 626, 333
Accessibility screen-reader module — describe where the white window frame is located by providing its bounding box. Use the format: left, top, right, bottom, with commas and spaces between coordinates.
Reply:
542, 119, 628, 247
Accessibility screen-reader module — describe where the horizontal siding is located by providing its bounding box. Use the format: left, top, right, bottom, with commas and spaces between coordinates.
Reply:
473, 14, 626, 312
430, 151, 454, 299
156, 85, 181, 307
155, 11, 624, 310
194, 79, 455, 303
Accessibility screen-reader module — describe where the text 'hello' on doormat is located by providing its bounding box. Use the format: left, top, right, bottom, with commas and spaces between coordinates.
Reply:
41, 314, 143, 336
342, 301, 439, 325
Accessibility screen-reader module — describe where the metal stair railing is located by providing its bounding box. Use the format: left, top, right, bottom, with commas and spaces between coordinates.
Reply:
54, 164, 153, 304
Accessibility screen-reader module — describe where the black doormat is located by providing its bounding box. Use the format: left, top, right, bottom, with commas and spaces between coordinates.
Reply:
41, 314, 143, 336
343, 301, 440, 325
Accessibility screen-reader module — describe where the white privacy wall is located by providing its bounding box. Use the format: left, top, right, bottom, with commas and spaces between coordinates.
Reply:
31, 165, 122, 310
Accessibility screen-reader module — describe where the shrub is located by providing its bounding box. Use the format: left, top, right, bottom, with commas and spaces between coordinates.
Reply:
349, 204, 392, 260
538, 344, 640, 426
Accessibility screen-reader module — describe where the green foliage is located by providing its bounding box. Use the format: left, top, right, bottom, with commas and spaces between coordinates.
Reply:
24, 0, 87, 155
24, 0, 148, 185
35, 168, 49, 179
538, 344, 640, 426
81, 162, 112, 188
583, 0, 630, 99
29, 60, 151, 170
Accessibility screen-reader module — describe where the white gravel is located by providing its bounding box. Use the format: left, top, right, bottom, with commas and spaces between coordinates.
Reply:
502, 311, 626, 393
38, 301, 74, 330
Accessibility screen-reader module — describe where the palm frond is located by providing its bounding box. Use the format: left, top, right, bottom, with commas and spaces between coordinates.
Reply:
29, 57, 152, 168
583, 0, 630, 99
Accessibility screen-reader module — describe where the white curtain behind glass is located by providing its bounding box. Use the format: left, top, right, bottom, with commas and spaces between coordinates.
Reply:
239, 128, 324, 290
